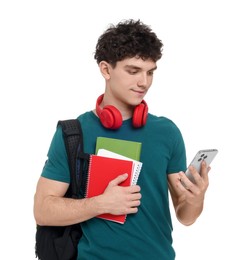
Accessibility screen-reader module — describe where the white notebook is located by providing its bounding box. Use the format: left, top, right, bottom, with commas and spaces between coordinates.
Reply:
97, 148, 142, 185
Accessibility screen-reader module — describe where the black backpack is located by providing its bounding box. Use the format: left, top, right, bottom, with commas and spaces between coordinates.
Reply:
35, 119, 89, 260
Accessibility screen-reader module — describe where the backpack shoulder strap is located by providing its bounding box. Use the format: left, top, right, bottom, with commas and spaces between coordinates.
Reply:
57, 119, 87, 198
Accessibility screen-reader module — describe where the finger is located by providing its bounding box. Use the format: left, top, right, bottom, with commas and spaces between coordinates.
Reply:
127, 200, 141, 214
127, 207, 139, 214
129, 185, 141, 193
129, 192, 142, 201
200, 161, 210, 181
178, 172, 193, 191
187, 165, 205, 185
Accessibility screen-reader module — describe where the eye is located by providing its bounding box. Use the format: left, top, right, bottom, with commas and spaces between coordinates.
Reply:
127, 70, 138, 75
148, 70, 154, 76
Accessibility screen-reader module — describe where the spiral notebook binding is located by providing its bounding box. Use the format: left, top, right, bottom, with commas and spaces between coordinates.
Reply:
131, 162, 143, 185
84, 154, 93, 198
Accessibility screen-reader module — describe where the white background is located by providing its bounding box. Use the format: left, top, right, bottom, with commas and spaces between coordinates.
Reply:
1, 0, 247, 259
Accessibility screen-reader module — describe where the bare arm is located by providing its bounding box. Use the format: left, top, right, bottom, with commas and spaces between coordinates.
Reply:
168, 160, 210, 226
34, 174, 141, 226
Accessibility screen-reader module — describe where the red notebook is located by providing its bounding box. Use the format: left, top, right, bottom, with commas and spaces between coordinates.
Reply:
85, 154, 134, 224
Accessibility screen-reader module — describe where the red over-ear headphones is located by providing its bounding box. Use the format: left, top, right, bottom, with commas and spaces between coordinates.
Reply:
95, 94, 148, 129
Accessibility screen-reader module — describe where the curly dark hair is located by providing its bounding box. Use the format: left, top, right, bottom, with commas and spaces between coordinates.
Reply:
94, 19, 163, 67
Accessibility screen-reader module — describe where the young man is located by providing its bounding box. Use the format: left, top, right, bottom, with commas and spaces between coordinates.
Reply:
34, 19, 210, 259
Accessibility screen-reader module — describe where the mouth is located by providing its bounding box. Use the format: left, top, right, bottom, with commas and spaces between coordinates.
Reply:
132, 90, 146, 101
132, 89, 146, 95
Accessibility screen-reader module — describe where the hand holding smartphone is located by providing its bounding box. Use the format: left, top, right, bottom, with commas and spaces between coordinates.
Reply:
185, 149, 218, 183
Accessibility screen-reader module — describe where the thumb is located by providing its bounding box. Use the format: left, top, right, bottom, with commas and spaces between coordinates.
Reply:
110, 173, 129, 186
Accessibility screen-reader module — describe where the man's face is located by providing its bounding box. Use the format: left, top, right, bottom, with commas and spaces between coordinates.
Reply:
107, 57, 157, 107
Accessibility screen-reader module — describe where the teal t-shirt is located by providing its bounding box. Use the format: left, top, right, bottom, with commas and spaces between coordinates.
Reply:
42, 111, 186, 260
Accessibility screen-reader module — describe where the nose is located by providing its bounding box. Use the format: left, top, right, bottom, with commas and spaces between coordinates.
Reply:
137, 73, 148, 88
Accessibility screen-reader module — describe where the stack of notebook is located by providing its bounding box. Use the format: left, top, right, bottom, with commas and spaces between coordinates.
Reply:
85, 137, 142, 224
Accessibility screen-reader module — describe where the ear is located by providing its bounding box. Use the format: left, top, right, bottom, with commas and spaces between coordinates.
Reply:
99, 61, 111, 80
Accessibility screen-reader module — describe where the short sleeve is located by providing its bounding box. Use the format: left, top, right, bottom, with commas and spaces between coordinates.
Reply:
41, 126, 70, 183
167, 125, 187, 174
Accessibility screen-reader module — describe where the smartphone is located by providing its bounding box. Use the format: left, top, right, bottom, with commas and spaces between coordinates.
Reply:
185, 149, 218, 183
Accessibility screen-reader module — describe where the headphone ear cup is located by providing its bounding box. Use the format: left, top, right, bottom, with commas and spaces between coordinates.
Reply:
99, 105, 123, 129
96, 94, 148, 129
132, 101, 148, 128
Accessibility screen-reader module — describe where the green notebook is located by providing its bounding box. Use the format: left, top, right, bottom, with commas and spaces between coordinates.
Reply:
95, 137, 142, 161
